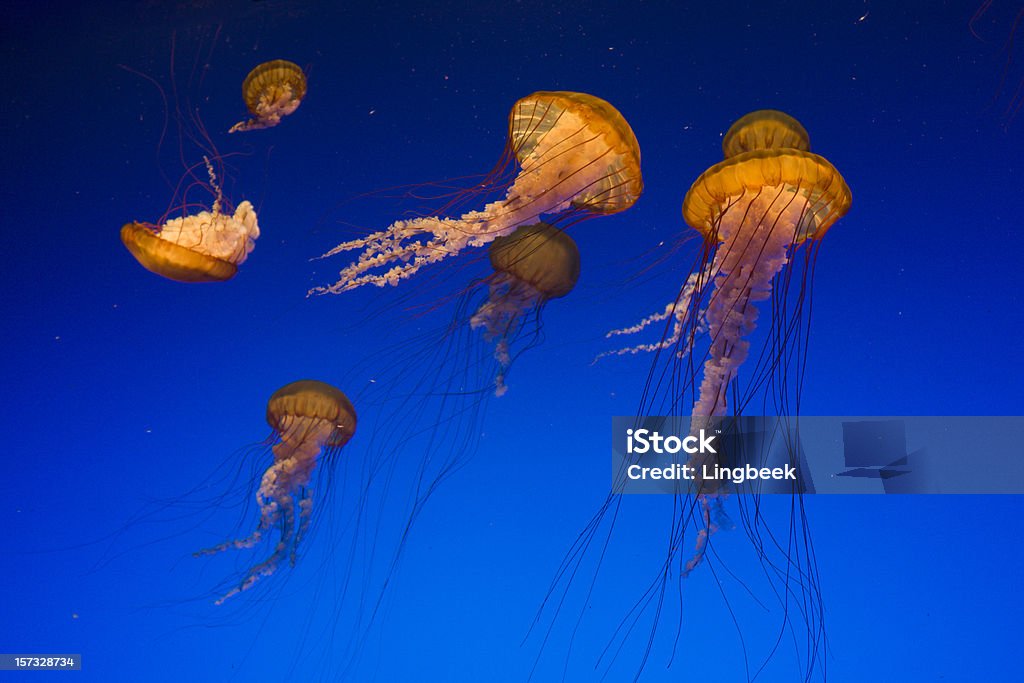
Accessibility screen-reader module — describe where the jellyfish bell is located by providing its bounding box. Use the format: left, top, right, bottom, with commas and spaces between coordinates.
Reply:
266, 380, 357, 448
312, 90, 640, 294
120, 195, 260, 283
229, 59, 307, 133
486, 222, 581, 299
196, 379, 356, 604
470, 222, 581, 395
508, 92, 642, 217
720, 108, 810, 157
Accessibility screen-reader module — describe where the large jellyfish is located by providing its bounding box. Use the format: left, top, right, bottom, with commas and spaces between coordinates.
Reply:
471, 222, 580, 395
537, 110, 851, 679
196, 380, 356, 604
229, 59, 307, 133
313, 91, 641, 293
121, 157, 260, 283
608, 109, 850, 422
668, 113, 849, 598
685, 110, 849, 419
611, 109, 849, 555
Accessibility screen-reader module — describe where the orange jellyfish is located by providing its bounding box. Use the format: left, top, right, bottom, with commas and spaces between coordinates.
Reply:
608, 110, 849, 420
121, 157, 260, 283
229, 59, 307, 133
664, 110, 848, 589
470, 222, 580, 395
610, 109, 849, 558
196, 380, 356, 604
542, 110, 851, 678
312, 91, 641, 294
683, 110, 850, 419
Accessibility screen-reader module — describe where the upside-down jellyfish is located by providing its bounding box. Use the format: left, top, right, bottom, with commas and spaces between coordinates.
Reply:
229, 59, 307, 133
470, 222, 580, 395
312, 91, 641, 294
196, 380, 356, 604
120, 157, 260, 282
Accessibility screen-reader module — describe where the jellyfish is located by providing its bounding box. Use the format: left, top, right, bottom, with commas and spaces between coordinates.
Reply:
196, 380, 357, 604
313, 91, 641, 294
229, 59, 307, 133
684, 110, 849, 420
607, 109, 849, 423
613, 109, 849, 555
535, 111, 851, 679
470, 222, 580, 395
121, 156, 260, 283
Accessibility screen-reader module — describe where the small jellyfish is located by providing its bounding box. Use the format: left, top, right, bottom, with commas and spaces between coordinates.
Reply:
470, 222, 580, 395
196, 380, 356, 604
120, 157, 260, 282
313, 91, 641, 293
229, 59, 307, 133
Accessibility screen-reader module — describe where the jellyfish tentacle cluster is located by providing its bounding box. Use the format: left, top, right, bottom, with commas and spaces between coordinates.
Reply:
470, 273, 543, 344
229, 59, 307, 133
312, 91, 641, 294
120, 157, 260, 283
469, 222, 580, 395
197, 380, 356, 604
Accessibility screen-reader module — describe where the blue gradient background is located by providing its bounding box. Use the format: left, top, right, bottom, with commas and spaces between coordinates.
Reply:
2, 1, 1022, 681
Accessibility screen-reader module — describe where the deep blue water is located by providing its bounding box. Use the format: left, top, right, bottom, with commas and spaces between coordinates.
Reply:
2, 1, 1022, 681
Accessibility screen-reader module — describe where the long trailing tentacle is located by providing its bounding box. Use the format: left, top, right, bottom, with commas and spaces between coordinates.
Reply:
214, 493, 297, 605
195, 416, 332, 603
595, 267, 710, 361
